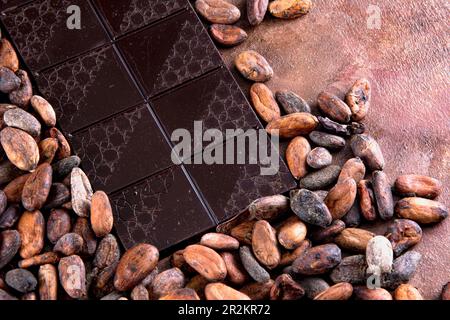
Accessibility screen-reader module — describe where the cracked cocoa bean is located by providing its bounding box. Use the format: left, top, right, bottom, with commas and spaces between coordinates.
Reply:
235, 50, 273, 82
269, 0, 312, 19
209, 24, 247, 46
346, 78, 371, 121
318, 116, 365, 136
270, 274, 305, 300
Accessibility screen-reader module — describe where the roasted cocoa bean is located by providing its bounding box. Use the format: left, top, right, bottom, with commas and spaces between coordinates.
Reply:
235, 50, 273, 82
248, 194, 289, 220
277, 216, 307, 250
298, 277, 330, 299
353, 286, 392, 300
5, 269, 37, 293
250, 83, 281, 123
52, 156, 81, 180
394, 284, 423, 300
307, 147, 332, 169
159, 288, 200, 300
279, 239, 310, 266
130, 284, 149, 300
38, 138, 58, 164
18, 210, 45, 259
200, 233, 239, 250
309, 131, 346, 150
54, 233, 84, 256
394, 174, 442, 199
276, 90, 311, 114
317, 92, 352, 123
71, 167, 93, 217
72, 217, 97, 256
0, 230, 21, 269
209, 24, 248, 46
43, 183, 71, 210
286, 136, 310, 179
4, 108, 41, 137
357, 180, 377, 221
380, 251, 421, 290
325, 178, 357, 219
270, 274, 305, 300
318, 116, 365, 136
351, 134, 385, 171
38, 264, 58, 300
220, 251, 249, 286
346, 78, 371, 121
30, 95, 57, 127
93, 234, 120, 269
0, 38, 19, 72
338, 158, 366, 184
372, 171, 394, 220
310, 219, 345, 244
269, 0, 312, 19
0, 204, 21, 229
299, 165, 341, 190
334, 228, 375, 253
266, 112, 318, 138
9, 70, 32, 108
183, 244, 227, 282
292, 244, 341, 275
58, 255, 87, 299
195, 0, 241, 24
386, 219, 422, 256
252, 220, 280, 269
314, 282, 353, 300
205, 283, 250, 300
247, 0, 268, 25
21, 163, 52, 211
18, 252, 59, 269
239, 245, 270, 283
395, 197, 448, 224
230, 220, 255, 245
330, 255, 367, 284
0, 66, 20, 93
290, 189, 332, 227
0, 127, 39, 172
90, 191, 113, 237
240, 280, 274, 300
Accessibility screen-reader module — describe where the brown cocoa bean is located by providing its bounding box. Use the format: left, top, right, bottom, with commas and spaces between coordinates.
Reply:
270, 274, 305, 300
250, 83, 281, 123
0, 39, 19, 72
0, 204, 21, 229
314, 282, 353, 300
5, 269, 37, 293
394, 174, 442, 199
299, 165, 341, 190
0, 66, 20, 93
350, 134, 385, 171
21, 163, 52, 211
334, 228, 374, 253
372, 171, 394, 220
318, 116, 365, 136
317, 92, 352, 123
290, 189, 332, 227
151, 268, 185, 299
342, 201, 362, 227
49, 127, 71, 160
90, 191, 113, 237
0, 190, 7, 216
205, 282, 251, 300
186, 274, 209, 299
235, 50, 273, 82
0, 159, 24, 185
310, 219, 345, 244
114, 243, 159, 291
47, 209, 71, 244
357, 180, 377, 221
249, 194, 289, 220
307, 147, 332, 169
230, 220, 255, 245
200, 233, 239, 250
395, 197, 448, 224
72, 217, 97, 256
266, 112, 318, 138
38, 264, 58, 300
52, 156, 81, 180
330, 255, 367, 284
220, 251, 249, 286
247, 0, 268, 25
276, 90, 311, 114
394, 284, 423, 300
30, 95, 57, 127
286, 136, 310, 179
269, 0, 312, 19
0, 230, 21, 269
441, 282, 450, 300
216, 209, 251, 234
93, 234, 120, 269
292, 244, 341, 275
4, 108, 41, 137
353, 286, 392, 300
338, 158, 366, 183
18, 210, 45, 259
130, 284, 149, 300
44, 183, 71, 210
252, 220, 280, 269
381, 251, 421, 290
18, 252, 59, 269
309, 131, 346, 150
38, 138, 58, 164
239, 245, 270, 283
171, 249, 195, 274
346, 78, 371, 121
313, 190, 329, 201
195, 0, 241, 24
277, 216, 307, 249
240, 280, 274, 300
92, 262, 118, 297
9, 70, 32, 108
159, 288, 200, 300
58, 255, 87, 299
4, 173, 31, 203
0, 127, 39, 171
279, 239, 311, 266
183, 244, 227, 282
324, 178, 357, 219
298, 277, 330, 299
54, 233, 84, 256
209, 24, 248, 46
71, 167, 93, 217
386, 219, 422, 256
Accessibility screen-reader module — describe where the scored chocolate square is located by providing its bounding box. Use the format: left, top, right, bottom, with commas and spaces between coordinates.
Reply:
117, 8, 222, 98
1, 0, 108, 72
0, 0, 33, 12
94, 0, 188, 38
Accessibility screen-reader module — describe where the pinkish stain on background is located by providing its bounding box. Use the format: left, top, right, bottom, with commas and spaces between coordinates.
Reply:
219, 0, 449, 299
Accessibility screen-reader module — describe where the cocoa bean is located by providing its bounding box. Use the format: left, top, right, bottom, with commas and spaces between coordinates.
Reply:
394, 284, 423, 300
5, 269, 37, 293
310, 219, 345, 244
266, 112, 318, 138
159, 288, 200, 300
247, 0, 268, 25
235, 50, 273, 82
4, 173, 31, 203
357, 180, 377, 221
386, 219, 422, 256
350, 134, 385, 171
21, 163, 52, 211
270, 274, 305, 300
276, 90, 311, 114
0, 230, 21, 269
353, 286, 392, 300
230, 220, 255, 245
186, 274, 209, 299
250, 83, 281, 123
220, 251, 249, 286
298, 277, 330, 299
90, 191, 113, 237
72, 217, 97, 256
395, 174, 442, 199
249, 194, 289, 220
314, 282, 353, 300
313, 190, 328, 201
240, 280, 274, 300
309, 131, 346, 150
92, 262, 118, 297
52, 156, 81, 180
279, 239, 310, 266
30, 95, 56, 127
269, 0, 312, 19
58, 255, 87, 299
140, 267, 159, 289
114, 243, 159, 291
0, 204, 21, 229
43, 183, 71, 210
4, 108, 41, 137
334, 228, 374, 253
183, 244, 227, 282
130, 284, 149, 300
239, 245, 270, 283
307, 147, 332, 169
54, 233, 84, 256
9, 70, 32, 108
395, 197, 448, 224
372, 171, 394, 220
252, 220, 280, 269
17, 210, 45, 259
71, 167, 93, 217
342, 201, 362, 227
318, 116, 365, 136
49, 127, 71, 160
0, 127, 39, 171
0, 160, 24, 185
205, 283, 250, 300
47, 209, 71, 244
330, 255, 367, 284
0, 38, 19, 72
151, 268, 185, 299
0, 190, 7, 216
38, 138, 58, 164
286, 136, 311, 179
38, 264, 58, 300
317, 92, 352, 123
292, 244, 342, 275
209, 24, 247, 46
0, 66, 20, 93
290, 189, 332, 227
338, 158, 366, 183
324, 178, 357, 219
299, 165, 341, 190
195, 0, 241, 24
346, 78, 371, 121
18, 252, 59, 269
93, 234, 120, 269
277, 216, 307, 249
200, 233, 239, 250
380, 251, 421, 290
171, 249, 195, 274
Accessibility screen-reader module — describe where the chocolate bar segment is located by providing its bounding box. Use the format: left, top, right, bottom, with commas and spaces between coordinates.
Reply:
110, 166, 215, 250
1, 0, 108, 72
94, 0, 188, 38
0, 0, 34, 12
36, 45, 143, 133
117, 9, 221, 98
70, 104, 173, 194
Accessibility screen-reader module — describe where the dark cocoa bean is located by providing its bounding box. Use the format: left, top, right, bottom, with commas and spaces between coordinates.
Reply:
330, 255, 367, 284
310, 219, 345, 243
372, 171, 394, 220
0, 230, 21, 269
276, 90, 311, 114
51, 156, 81, 180
290, 189, 332, 227
9, 70, 32, 108
309, 131, 346, 150
318, 116, 365, 136
298, 277, 330, 299
299, 165, 341, 190
47, 208, 71, 244
270, 274, 305, 300
342, 201, 362, 227
54, 233, 84, 256
0, 66, 20, 93
292, 244, 341, 275
5, 268, 37, 293
239, 246, 270, 283
0, 204, 20, 230
380, 251, 421, 290
43, 183, 71, 210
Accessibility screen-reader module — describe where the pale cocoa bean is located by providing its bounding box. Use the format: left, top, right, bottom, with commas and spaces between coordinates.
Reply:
230, 220, 255, 245
386, 219, 422, 256
0, 230, 21, 269
0, 66, 20, 93
334, 228, 374, 253
269, 0, 312, 19
266, 112, 318, 138
38, 138, 58, 164
0, 38, 19, 72
90, 191, 113, 237
43, 183, 71, 210
346, 78, 371, 121
30, 95, 56, 127
220, 251, 249, 286
330, 255, 367, 284
183, 244, 227, 282
209, 24, 247, 46
250, 83, 281, 123
298, 277, 330, 299
317, 92, 352, 123
395, 197, 448, 224
353, 286, 392, 300
18, 210, 45, 259
357, 180, 377, 221
4, 108, 41, 137
18, 252, 59, 269
286, 136, 310, 179
276, 90, 311, 114
270, 274, 305, 300
247, 0, 269, 25
72, 217, 97, 256
292, 244, 341, 275
307, 147, 332, 169
151, 268, 185, 299
277, 216, 307, 249
93, 234, 120, 269
239, 245, 270, 283
54, 233, 84, 256
252, 220, 280, 269
235, 50, 273, 82
38, 264, 58, 300
240, 280, 274, 300
290, 189, 332, 227
372, 171, 394, 220
309, 131, 346, 150
299, 165, 341, 190
351, 134, 385, 171
310, 219, 345, 244
314, 282, 353, 300
200, 233, 239, 250
5, 269, 37, 293
9, 70, 32, 108
71, 167, 93, 218
59, 255, 87, 299
394, 284, 423, 300
21, 163, 52, 211
0, 127, 39, 171
279, 239, 310, 266
195, 0, 241, 24
205, 283, 251, 300
324, 178, 357, 220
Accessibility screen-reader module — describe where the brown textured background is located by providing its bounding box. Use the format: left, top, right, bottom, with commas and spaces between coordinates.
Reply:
218, 0, 449, 299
